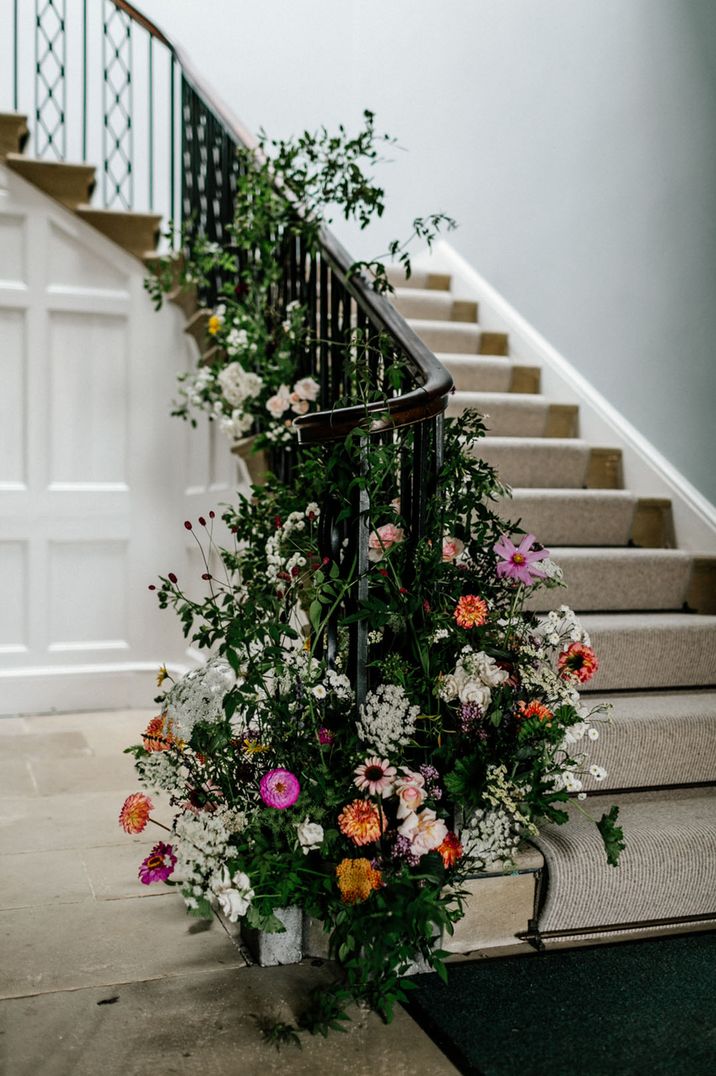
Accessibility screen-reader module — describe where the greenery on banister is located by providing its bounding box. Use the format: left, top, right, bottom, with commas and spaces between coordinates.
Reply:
118, 112, 623, 1043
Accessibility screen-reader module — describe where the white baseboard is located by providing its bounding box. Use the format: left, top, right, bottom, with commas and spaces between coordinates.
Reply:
413, 241, 716, 553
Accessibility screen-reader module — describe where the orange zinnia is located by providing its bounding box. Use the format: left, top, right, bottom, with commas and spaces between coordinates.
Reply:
118, 792, 153, 834
338, 799, 384, 846
336, 858, 382, 904
142, 713, 181, 752
516, 699, 553, 723
454, 595, 488, 629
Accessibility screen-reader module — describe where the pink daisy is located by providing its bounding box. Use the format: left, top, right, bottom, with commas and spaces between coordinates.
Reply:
354, 757, 397, 799
494, 533, 550, 585
259, 768, 301, 809
138, 842, 177, 885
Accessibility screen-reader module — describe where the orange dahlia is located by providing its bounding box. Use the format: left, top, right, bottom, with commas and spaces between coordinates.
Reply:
118, 792, 153, 834
558, 642, 599, 684
142, 713, 181, 752
454, 595, 488, 629
338, 799, 384, 846
437, 831, 463, 868
336, 858, 382, 904
517, 699, 554, 723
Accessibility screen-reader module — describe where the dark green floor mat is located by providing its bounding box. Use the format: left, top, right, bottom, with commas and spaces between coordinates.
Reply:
404, 933, 716, 1076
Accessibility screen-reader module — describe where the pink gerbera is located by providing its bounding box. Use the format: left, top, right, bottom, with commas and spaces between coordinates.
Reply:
138, 842, 176, 885
259, 768, 301, 809
118, 792, 153, 834
558, 642, 599, 684
494, 533, 550, 585
354, 757, 397, 799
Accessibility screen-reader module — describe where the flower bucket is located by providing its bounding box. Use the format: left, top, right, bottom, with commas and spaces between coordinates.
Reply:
241, 905, 303, 966
232, 434, 269, 487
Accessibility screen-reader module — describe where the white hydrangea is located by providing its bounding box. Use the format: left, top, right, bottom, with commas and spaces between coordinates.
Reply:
217, 362, 263, 408
357, 683, 419, 756
164, 657, 237, 740
135, 751, 184, 795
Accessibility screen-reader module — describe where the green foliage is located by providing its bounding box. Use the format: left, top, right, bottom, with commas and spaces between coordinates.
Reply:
597, 806, 626, 867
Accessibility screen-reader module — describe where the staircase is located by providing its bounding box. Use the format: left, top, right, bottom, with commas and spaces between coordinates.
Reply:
388, 266, 716, 946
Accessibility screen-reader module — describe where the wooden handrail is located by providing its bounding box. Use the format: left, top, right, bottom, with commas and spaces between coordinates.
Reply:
111, 0, 453, 443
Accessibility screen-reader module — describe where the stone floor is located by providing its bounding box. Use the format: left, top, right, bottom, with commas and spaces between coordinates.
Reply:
0, 710, 458, 1076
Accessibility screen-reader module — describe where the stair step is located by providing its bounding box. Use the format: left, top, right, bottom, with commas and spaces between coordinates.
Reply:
441, 355, 541, 394
5, 154, 96, 210
0, 113, 29, 159
527, 548, 694, 612
447, 392, 579, 438
533, 788, 716, 935
579, 612, 716, 691
410, 318, 482, 353
385, 266, 451, 291
392, 288, 477, 322
497, 489, 637, 545
184, 308, 211, 347
583, 690, 716, 791
75, 207, 162, 259
472, 437, 590, 487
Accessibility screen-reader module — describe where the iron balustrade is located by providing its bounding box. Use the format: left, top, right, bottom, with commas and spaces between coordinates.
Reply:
2, 0, 454, 706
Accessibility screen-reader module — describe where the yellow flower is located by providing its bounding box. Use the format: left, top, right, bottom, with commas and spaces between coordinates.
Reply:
207, 314, 222, 336
156, 664, 169, 687
243, 739, 270, 756
336, 858, 382, 904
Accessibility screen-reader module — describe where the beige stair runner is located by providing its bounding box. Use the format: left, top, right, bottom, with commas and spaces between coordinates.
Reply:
389, 267, 716, 942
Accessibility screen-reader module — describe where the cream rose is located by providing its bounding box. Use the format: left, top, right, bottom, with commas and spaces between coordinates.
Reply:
395, 769, 426, 819
296, 818, 324, 854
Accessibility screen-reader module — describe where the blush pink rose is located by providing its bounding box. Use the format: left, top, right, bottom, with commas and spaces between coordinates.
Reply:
395, 769, 426, 819
442, 536, 464, 562
289, 392, 310, 415
293, 376, 320, 402
368, 523, 405, 562
266, 387, 291, 418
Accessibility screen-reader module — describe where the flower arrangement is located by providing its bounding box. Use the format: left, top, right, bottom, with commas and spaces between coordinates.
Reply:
120, 409, 624, 1035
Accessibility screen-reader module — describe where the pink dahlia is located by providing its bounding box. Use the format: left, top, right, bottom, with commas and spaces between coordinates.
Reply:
494, 533, 549, 585
558, 642, 599, 684
259, 768, 301, 809
354, 757, 397, 798
138, 842, 176, 885
118, 792, 153, 834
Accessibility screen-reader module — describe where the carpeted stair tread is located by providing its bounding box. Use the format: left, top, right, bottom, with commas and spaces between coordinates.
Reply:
527, 547, 694, 612
583, 690, 716, 791
447, 391, 551, 435
497, 489, 637, 545
472, 437, 592, 487
408, 318, 484, 354
532, 788, 716, 933
385, 266, 451, 291
439, 354, 514, 393
392, 288, 475, 322
579, 613, 716, 691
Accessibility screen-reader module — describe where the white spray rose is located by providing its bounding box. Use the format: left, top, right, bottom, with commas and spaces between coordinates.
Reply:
296, 818, 324, 854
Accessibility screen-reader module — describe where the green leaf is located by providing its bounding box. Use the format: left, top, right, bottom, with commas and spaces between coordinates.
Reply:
597, 805, 626, 867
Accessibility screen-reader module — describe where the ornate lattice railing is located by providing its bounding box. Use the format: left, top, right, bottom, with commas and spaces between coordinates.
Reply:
2, 0, 453, 705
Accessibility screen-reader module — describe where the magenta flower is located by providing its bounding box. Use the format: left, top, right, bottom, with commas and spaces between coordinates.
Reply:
318, 727, 335, 745
494, 533, 549, 585
138, 842, 176, 885
259, 768, 301, 809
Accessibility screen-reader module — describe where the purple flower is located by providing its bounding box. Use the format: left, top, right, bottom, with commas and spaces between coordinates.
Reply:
391, 834, 421, 867
259, 768, 301, 809
138, 842, 176, 885
458, 702, 484, 734
318, 727, 335, 745
494, 533, 549, 585
419, 764, 443, 801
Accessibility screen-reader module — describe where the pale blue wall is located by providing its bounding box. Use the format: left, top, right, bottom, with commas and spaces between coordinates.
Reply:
142, 0, 716, 502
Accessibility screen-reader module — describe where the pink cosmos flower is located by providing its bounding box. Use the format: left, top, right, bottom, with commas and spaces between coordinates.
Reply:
367, 523, 404, 562
138, 842, 177, 885
442, 536, 464, 562
494, 533, 550, 585
259, 768, 301, 809
354, 757, 397, 798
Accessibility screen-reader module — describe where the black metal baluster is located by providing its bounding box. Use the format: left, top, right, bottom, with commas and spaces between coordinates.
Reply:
319, 256, 329, 410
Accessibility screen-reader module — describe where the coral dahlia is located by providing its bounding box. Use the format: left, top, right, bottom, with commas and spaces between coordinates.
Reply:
142, 713, 180, 752
558, 642, 599, 684
516, 699, 554, 723
338, 799, 384, 846
454, 595, 488, 629
494, 533, 549, 585
118, 792, 153, 834
335, 858, 382, 904
138, 842, 176, 885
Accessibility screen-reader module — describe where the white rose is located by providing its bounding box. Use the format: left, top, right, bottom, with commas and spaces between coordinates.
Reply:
296, 818, 324, 854
211, 867, 254, 922
439, 674, 459, 701
458, 681, 492, 709
293, 376, 320, 402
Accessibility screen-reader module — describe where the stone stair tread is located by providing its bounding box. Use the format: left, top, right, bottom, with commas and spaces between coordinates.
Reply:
532, 788, 716, 934
448, 391, 551, 436
582, 689, 716, 791
580, 612, 716, 691
527, 547, 694, 613
385, 266, 451, 291
75, 207, 162, 259
497, 489, 637, 546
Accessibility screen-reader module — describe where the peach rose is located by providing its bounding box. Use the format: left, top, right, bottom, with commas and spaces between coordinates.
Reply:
442, 536, 464, 562
395, 769, 426, 819
367, 523, 404, 563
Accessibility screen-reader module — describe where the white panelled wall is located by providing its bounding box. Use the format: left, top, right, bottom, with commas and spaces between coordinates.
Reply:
0, 164, 236, 715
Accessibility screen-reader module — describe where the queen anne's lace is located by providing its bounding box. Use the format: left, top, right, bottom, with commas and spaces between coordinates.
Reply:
135, 751, 183, 795
357, 683, 419, 756
164, 657, 237, 739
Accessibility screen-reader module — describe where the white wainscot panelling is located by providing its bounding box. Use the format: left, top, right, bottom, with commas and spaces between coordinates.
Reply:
47, 220, 130, 293
48, 540, 129, 651
0, 308, 26, 487
0, 213, 26, 284
48, 311, 128, 487
0, 541, 27, 651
